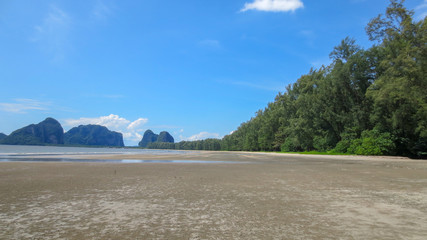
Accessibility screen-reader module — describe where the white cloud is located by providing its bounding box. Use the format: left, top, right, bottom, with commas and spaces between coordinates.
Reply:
0, 99, 50, 113
241, 0, 304, 12
127, 118, 149, 130
184, 132, 221, 141
31, 5, 71, 62
64, 114, 130, 129
63, 114, 149, 146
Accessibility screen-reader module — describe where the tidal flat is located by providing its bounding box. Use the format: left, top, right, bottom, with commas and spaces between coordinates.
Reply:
0, 151, 426, 239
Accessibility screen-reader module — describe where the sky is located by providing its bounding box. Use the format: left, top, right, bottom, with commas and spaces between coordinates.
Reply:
1, 0, 426, 146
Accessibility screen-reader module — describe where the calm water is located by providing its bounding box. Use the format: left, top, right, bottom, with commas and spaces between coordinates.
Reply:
0, 158, 230, 164
0, 145, 240, 164
0, 145, 190, 157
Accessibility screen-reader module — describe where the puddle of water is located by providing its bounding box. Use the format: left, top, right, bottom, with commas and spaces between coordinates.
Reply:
0, 158, 241, 164
120, 159, 232, 164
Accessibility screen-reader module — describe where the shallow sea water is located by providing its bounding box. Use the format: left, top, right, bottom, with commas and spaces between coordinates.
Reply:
0, 144, 190, 157
0, 145, 243, 164
0, 158, 235, 164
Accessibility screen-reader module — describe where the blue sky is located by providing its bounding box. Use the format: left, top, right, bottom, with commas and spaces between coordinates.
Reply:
1, 0, 426, 146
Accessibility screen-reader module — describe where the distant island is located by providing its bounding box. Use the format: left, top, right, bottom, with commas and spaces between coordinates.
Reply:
0, 133, 8, 140
138, 130, 174, 148
0, 117, 64, 145
64, 124, 124, 147
0, 117, 174, 148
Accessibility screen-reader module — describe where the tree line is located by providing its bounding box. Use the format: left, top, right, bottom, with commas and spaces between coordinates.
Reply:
150, 1, 426, 157
147, 139, 222, 151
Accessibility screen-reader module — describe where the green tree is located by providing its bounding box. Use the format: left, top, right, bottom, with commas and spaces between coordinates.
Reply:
366, 0, 427, 155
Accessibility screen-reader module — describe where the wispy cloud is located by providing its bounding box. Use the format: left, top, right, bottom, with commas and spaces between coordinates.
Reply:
299, 30, 316, 47
416, 0, 427, 20
63, 114, 148, 146
30, 5, 71, 62
241, 0, 304, 12
92, 0, 114, 21
198, 39, 221, 49
0, 99, 50, 113
181, 132, 221, 141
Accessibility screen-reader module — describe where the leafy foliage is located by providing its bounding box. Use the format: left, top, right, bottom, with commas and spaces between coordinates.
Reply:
346, 129, 395, 155
148, 139, 222, 151
149, 1, 426, 157
216, 0, 426, 157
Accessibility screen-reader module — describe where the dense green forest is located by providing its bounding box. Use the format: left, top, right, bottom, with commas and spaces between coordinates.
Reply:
151, 1, 427, 157
147, 139, 222, 151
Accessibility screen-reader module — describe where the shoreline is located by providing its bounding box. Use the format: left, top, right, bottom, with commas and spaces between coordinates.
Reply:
0, 149, 415, 163
1, 144, 420, 162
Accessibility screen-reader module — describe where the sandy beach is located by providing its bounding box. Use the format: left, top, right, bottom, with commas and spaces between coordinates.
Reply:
1, 151, 426, 239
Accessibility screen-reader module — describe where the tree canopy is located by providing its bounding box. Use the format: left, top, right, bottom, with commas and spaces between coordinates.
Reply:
149, 0, 426, 157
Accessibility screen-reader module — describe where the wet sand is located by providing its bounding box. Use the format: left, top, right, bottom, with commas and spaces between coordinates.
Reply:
1, 151, 426, 239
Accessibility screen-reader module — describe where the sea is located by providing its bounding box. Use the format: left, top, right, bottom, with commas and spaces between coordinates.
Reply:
0, 145, 231, 164
0, 144, 184, 156
0, 145, 199, 163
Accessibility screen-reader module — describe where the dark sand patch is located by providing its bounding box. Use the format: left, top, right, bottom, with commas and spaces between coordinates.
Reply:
0, 152, 426, 239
